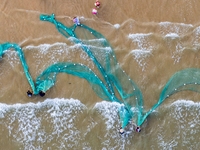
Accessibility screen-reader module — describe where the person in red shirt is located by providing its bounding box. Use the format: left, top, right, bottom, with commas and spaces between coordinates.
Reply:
94, 0, 100, 8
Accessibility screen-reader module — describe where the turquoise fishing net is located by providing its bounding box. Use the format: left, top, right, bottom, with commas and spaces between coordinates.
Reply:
0, 43, 37, 93
141, 68, 200, 124
1, 13, 200, 129
39, 14, 143, 128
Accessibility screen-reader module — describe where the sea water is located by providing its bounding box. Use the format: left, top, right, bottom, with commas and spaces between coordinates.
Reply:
0, 0, 200, 149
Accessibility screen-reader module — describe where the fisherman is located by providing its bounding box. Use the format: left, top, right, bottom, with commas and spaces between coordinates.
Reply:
94, 0, 100, 8
136, 126, 141, 132
27, 90, 33, 97
39, 91, 45, 97
132, 121, 141, 132
92, 8, 98, 15
72, 17, 80, 26
119, 127, 125, 134
119, 122, 141, 134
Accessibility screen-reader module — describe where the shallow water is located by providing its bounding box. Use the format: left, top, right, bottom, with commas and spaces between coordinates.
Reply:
0, 0, 200, 149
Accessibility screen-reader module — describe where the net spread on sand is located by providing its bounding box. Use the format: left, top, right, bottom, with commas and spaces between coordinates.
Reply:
0, 13, 200, 128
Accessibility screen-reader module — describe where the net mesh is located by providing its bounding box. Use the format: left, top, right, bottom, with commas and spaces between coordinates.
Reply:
1, 13, 200, 128
39, 14, 143, 128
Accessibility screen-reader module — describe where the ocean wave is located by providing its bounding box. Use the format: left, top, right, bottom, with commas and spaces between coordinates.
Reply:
114, 24, 120, 29
164, 33, 180, 39
0, 98, 199, 149
0, 98, 87, 149
153, 99, 200, 149
170, 99, 200, 106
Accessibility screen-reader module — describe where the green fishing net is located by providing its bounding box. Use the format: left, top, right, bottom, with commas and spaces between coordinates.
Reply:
39, 14, 142, 128
1, 13, 200, 129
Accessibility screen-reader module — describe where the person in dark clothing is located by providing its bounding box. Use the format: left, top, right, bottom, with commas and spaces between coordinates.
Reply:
39, 91, 45, 97
27, 90, 33, 97
136, 126, 141, 132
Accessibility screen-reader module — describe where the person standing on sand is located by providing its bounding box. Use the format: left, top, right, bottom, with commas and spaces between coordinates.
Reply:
68, 16, 81, 26
70, 17, 81, 26
92, 0, 101, 15
94, 0, 100, 8
27, 90, 32, 97
92, 8, 98, 15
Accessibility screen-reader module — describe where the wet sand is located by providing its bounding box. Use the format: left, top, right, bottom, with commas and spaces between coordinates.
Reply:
0, 0, 200, 149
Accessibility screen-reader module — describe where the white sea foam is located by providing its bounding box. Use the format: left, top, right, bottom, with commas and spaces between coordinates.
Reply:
192, 26, 200, 49
24, 42, 94, 74
170, 99, 200, 106
158, 22, 193, 35
159, 22, 193, 28
1, 97, 199, 149
94, 101, 121, 130
26, 43, 56, 52
2, 50, 20, 67
165, 33, 180, 39
164, 32, 183, 64
0, 98, 87, 150
129, 49, 151, 71
154, 22, 191, 64
82, 38, 112, 52
128, 33, 153, 39
128, 33, 153, 70
25, 42, 71, 61
127, 33, 153, 52
154, 99, 200, 149
114, 24, 120, 29
0, 99, 137, 149
127, 23, 200, 66
93, 101, 136, 149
